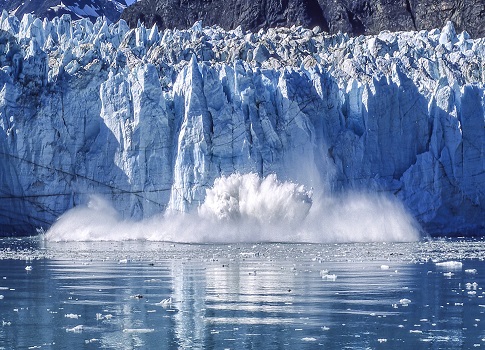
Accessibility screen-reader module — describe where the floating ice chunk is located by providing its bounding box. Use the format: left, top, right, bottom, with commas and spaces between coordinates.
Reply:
66, 325, 83, 333
25, 266, 33, 271
320, 269, 337, 280
65, 313, 80, 319
399, 298, 411, 306
96, 313, 113, 320
157, 297, 172, 307
380, 265, 390, 270
466, 269, 478, 274
436, 261, 463, 269
378, 339, 387, 343
443, 272, 454, 277
321, 273, 337, 281
122, 328, 155, 333
144, 279, 162, 283
466, 282, 478, 290
0, 295, 3, 299
118, 259, 128, 264
302, 337, 316, 342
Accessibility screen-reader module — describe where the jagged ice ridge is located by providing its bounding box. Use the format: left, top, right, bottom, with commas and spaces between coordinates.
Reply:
0, 12, 483, 236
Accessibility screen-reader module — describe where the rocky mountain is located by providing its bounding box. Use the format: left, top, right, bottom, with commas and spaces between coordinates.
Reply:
121, 0, 485, 38
0, 0, 135, 23
0, 13, 483, 238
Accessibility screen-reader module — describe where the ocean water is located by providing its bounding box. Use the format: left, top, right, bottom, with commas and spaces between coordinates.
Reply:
0, 238, 484, 349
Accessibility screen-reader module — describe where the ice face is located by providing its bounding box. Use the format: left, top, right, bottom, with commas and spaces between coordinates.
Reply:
0, 15, 483, 237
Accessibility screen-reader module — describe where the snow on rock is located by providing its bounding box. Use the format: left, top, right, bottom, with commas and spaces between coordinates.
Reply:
0, 15, 483, 236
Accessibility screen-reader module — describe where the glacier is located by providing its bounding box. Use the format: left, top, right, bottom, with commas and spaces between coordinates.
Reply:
0, 12, 483, 237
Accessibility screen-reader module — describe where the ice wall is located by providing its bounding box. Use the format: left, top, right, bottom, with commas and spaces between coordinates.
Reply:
0, 13, 483, 236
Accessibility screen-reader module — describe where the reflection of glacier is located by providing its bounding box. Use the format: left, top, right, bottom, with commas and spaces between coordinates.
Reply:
170, 255, 320, 347
0, 13, 483, 235
169, 253, 415, 348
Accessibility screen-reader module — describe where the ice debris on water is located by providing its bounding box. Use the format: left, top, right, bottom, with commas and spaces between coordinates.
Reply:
25, 266, 32, 271
320, 270, 337, 280
301, 337, 317, 342
399, 299, 411, 306
466, 282, 479, 290
380, 265, 390, 270
158, 297, 172, 307
66, 325, 83, 333
322, 274, 337, 281
96, 313, 113, 321
123, 328, 155, 334
466, 269, 478, 274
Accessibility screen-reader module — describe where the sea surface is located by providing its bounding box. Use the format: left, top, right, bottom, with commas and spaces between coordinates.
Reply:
0, 237, 484, 349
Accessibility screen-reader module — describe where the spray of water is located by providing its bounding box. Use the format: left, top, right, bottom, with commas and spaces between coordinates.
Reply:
45, 173, 422, 243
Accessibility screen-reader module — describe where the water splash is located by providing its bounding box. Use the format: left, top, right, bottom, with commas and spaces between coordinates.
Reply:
46, 173, 422, 243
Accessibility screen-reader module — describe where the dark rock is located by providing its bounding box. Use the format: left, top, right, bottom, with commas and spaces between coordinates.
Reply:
121, 0, 485, 38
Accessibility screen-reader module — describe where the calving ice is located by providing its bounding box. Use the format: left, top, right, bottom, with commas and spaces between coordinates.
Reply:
46, 173, 421, 242
0, 13, 483, 238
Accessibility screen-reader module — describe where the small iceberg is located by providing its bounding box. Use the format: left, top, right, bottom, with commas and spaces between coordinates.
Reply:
157, 297, 173, 307
399, 298, 411, 306
66, 325, 83, 333
123, 328, 155, 334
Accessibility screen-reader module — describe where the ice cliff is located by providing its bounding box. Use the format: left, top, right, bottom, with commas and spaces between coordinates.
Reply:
0, 13, 483, 236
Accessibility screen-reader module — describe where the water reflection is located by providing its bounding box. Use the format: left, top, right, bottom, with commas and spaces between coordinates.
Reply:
0, 241, 484, 349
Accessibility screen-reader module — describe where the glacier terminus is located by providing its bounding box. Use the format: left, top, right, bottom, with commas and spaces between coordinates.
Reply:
0, 13, 483, 239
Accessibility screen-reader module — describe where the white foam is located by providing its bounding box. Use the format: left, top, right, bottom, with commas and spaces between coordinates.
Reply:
46, 173, 422, 243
